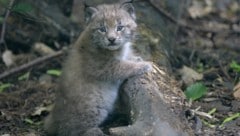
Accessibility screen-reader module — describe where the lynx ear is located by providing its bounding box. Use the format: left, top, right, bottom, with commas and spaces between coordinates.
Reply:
85, 4, 98, 23
120, 1, 136, 20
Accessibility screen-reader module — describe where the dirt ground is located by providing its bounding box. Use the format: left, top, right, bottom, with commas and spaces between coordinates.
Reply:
0, 0, 240, 136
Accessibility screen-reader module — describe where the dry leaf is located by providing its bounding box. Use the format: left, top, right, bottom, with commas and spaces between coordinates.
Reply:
2, 50, 15, 67
233, 82, 240, 99
32, 105, 53, 116
179, 66, 203, 85
33, 42, 55, 55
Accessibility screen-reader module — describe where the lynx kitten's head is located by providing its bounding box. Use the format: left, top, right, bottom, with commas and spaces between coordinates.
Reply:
86, 2, 137, 50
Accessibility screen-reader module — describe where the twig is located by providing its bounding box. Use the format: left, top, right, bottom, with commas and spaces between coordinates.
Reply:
0, 50, 64, 80
191, 107, 218, 121
217, 60, 231, 81
0, 0, 15, 44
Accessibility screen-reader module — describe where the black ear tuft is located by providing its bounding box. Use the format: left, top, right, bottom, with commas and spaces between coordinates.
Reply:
120, 1, 136, 20
84, 3, 98, 23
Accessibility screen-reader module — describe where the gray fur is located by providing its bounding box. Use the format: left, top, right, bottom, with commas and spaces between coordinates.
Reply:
44, 3, 151, 136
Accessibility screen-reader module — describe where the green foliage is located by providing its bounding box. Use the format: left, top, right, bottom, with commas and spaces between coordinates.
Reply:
202, 119, 216, 128
0, 17, 3, 24
47, 69, 62, 76
184, 82, 207, 101
12, 2, 33, 13
208, 108, 216, 115
230, 61, 240, 73
220, 113, 240, 127
0, 1, 33, 13
24, 118, 42, 126
0, 0, 8, 6
18, 72, 30, 81
196, 62, 204, 73
201, 108, 218, 128
0, 83, 12, 93
24, 118, 34, 125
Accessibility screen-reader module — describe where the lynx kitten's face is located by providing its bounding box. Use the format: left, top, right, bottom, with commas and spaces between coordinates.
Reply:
89, 4, 137, 50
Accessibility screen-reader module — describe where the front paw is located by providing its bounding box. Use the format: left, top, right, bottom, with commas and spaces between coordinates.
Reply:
137, 62, 152, 75
130, 56, 143, 62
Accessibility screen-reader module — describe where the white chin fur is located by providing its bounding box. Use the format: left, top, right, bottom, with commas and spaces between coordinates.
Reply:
120, 42, 132, 60
106, 45, 121, 50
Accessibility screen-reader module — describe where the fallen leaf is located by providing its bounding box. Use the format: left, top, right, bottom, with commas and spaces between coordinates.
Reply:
32, 107, 47, 116
33, 42, 55, 55
178, 66, 203, 85
32, 105, 53, 116
0, 83, 13, 93
230, 61, 240, 73
184, 82, 207, 101
233, 82, 240, 99
46, 69, 62, 77
2, 50, 15, 67
18, 72, 30, 81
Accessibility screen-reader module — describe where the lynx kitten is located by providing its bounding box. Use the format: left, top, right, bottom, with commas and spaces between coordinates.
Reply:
44, 2, 151, 136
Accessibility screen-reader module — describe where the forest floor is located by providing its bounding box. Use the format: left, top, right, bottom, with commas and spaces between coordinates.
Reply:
174, 1, 240, 135
0, 0, 240, 136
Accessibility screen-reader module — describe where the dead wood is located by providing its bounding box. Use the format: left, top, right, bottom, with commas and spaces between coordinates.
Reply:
109, 64, 194, 136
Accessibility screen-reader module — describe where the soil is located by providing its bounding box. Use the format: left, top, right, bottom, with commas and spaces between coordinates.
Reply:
0, 0, 240, 136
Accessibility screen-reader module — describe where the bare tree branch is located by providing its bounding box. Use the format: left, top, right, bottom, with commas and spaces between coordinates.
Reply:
0, 50, 64, 80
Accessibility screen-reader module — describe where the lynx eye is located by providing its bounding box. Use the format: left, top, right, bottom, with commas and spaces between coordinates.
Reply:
117, 26, 124, 31
98, 27, 106, 33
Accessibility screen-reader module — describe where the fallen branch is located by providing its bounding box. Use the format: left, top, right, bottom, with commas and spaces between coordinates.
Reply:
0, 0, 15, 44
0, 50, 64, 80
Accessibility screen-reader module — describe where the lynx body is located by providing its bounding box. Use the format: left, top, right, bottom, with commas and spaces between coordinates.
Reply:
44, 2, 151, 136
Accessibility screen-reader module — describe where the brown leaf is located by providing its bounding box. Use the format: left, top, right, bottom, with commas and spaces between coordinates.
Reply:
178, 66, 203, 86
233, 82, 240, 100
